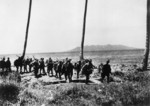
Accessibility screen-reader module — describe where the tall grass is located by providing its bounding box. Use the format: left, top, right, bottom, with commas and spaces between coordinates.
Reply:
0, 83, 20, 104
0, 71, 21, 105
0, 69, 149, 106
47, 70, 150, 106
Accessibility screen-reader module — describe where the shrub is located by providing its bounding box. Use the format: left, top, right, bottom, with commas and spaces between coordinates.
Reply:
8, 72, 21, 83
19, 89, 40, 106
104, 80, 150, 106
0, 82, 20, 104
50, 84, 93, 106
123, 71, 150, 84
0, 71, 21, 83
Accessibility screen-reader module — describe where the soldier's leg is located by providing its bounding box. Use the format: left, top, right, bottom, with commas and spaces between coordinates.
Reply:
70, 70, 73, 81
65, 72, 67, 81
77, 70, 79, 79
68, 72, 72, 82
101, 73, 105, 83
59, 71, 61, 80
77, 69, 80, 79
43, 67, 46, 75
16, 66, 18, 72
24, 66, 26, 72
9, 67, 11, 72
40, 68, 42, 74
34, 69, 38, 78
34, 69, 36, 77
107, 74, 110, 83
85, 74, 89, 84
51, 69, 53, 76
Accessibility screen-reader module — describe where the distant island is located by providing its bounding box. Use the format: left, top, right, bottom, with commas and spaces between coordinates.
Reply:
70, 44, 138, 52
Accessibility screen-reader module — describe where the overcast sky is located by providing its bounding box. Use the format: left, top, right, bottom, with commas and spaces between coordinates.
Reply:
0, 0, 147, 54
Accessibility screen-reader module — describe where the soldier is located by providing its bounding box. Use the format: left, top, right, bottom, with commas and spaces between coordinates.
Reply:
64, 59, 73, 82
81, 59, 95, 84
61, 60, 67, 78
67, 59, 74, 82
101, 60, 111, 83
74, 61, 82, 79
6, 57, 11, 72
39, 58, 46, 75
53, 61, 58, 77
47, 58, 53, 76
57, 61, 63, 79
14, 56, 23, 73
33, 59, 39, 78
29, 58, 33, 72
1, 57, 6, 72
23, 59, 28, 73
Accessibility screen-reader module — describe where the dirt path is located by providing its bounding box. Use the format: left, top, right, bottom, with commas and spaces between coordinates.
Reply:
20, 69, 103, 85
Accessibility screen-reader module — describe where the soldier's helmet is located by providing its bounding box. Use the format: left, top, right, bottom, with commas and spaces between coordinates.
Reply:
106, 60, 110, 64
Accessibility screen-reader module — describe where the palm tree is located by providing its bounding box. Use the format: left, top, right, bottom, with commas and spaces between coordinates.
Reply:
142, 0, 150, 70
80, 0, 88, 60
22, 0, 32, 59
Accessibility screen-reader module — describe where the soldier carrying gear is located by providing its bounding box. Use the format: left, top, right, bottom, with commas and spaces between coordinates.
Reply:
33, 59, 39, 78
39, 58, 46, 75
81, 59, 95, 84
64, 59, 74, 82
101, 60, 111, 83
47, 58, 53, 76
6, 57, 11, 72
74, 60, 82, 79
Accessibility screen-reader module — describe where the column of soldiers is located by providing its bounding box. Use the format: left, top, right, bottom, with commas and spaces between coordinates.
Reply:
0, 56, 112, 84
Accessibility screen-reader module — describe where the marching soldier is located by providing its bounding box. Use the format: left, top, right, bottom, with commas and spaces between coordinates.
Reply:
101, 60, 111, 83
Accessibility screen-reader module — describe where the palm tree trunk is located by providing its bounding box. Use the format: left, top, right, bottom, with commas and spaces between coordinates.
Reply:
22, 0, 32, 59
80, 0, 88, 60
142, 0, 150, 70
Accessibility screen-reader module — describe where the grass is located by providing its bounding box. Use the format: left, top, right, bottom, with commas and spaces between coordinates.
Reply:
0, 82, 20, 104
0, 67, 150, 106
46, 70, 150, 106
0, 71, 21, 84
0, 71, 21, 105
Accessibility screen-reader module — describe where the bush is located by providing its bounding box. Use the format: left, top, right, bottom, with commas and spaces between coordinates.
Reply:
50, 84, 95, 106
8, 72, 21, 83
123, 71, 150, 85
104, 80, 150, 106
19, 89, 39, 106
0, 71, 21, 83
0, 82, 20, 104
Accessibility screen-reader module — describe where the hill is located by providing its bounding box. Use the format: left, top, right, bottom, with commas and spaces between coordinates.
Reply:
70, 44, 137, 52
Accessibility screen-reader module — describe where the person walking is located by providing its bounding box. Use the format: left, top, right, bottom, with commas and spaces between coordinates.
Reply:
81, 59, 94, 84
6, 57, 11, 72
101, 60, 111, 83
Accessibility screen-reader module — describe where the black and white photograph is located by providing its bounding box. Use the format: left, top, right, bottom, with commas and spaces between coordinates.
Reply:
0, 0, 149, 106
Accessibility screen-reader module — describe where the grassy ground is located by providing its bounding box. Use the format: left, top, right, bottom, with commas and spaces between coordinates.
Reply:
0, 66, 150, 106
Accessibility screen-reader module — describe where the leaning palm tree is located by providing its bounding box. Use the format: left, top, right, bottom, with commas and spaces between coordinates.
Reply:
80, 0, 88, 60
142, 0, 150, 70
22, 0, 32, 59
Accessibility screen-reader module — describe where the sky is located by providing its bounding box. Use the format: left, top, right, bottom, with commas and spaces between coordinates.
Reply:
0, 0, 147, 54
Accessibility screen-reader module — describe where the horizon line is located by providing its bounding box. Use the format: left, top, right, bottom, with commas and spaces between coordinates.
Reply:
0, 48, 144, 56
